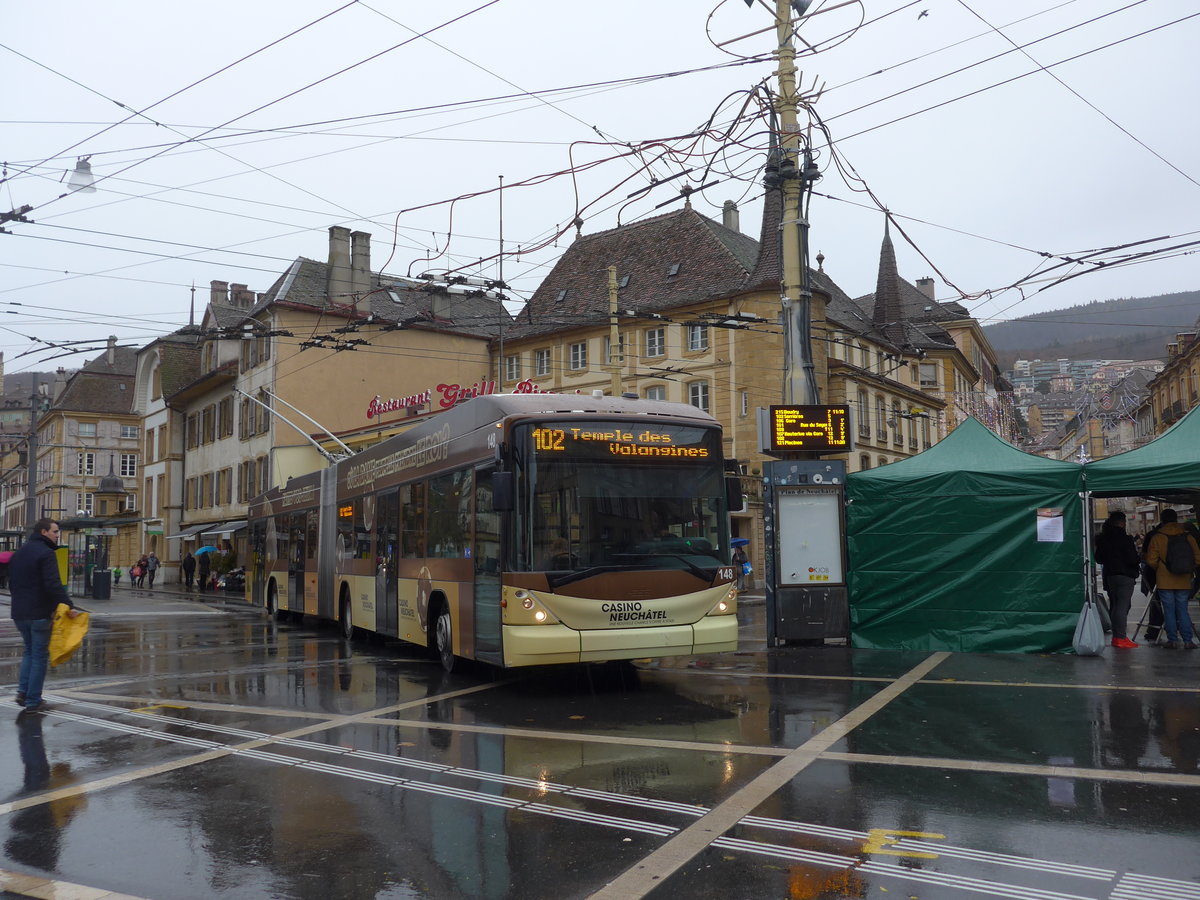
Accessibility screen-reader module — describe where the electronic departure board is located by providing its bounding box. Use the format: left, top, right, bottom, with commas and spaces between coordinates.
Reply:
525, 422, 716, 462
763, 405, 851, 455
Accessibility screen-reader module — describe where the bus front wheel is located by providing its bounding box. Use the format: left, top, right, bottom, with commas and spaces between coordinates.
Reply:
339, 594, 354, 641
435, 605, 455, 673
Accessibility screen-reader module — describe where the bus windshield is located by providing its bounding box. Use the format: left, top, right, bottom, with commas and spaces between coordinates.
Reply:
510, 420, 729, 575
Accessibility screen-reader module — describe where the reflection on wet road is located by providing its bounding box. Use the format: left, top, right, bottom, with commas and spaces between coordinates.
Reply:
0, 600, 1197, 899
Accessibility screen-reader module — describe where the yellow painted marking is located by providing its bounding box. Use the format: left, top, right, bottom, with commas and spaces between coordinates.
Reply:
130, 703, 188, 713
863, 828, 945, 859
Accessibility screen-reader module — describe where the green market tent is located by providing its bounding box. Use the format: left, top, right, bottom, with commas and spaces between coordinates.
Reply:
1084, 405, 1200, 497
846, 418, 1085, 653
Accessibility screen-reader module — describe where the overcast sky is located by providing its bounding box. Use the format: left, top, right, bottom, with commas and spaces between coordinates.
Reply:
3, 0, 1197, 373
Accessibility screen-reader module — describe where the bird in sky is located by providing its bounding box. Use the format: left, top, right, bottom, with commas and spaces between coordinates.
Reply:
918, 9, 929, 18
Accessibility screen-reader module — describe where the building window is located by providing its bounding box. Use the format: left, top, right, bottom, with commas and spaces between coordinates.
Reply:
124, 493, 137, 512
187, 413, 200, 449
909, 415, 919, 449
857, 389, 870, 437
688, 381, 710, 412
504, 355, 520, 382
892, 401, 903, 446
687, 324, 709, 352
875, 396, 887, 443
120, 454, 137, 478
157, 425, 167, 459
202, 404, 216, 444
918, 363, 937, 387
77, 452, 95, 476
922, 417, 932, 449
80, 492, 94, 516
218, 397, 234, 438
740, 391, 748, 417
220, 467, 233, 505
534, 349, 551, 377
121, 425, 138, 438
569, 342, 587, 371
645, 328, 665, 358
78, 422, 96, 437
258, 455, 270, 495
859, 454, 871, 471
145, 431, 155, 463
645, 385, 666, 401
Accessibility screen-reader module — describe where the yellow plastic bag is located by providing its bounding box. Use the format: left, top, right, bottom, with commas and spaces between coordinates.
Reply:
49, 602, 89, 667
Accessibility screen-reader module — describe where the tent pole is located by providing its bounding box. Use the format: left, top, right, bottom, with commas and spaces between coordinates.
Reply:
1082, 490, 1095, 607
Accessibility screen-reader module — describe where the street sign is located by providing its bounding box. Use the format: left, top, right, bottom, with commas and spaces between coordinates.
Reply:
760, 405, 852, 455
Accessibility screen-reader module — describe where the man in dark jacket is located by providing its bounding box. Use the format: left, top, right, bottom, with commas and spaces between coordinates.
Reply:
9, 519, 79, 712
1095, 511, 1141, 648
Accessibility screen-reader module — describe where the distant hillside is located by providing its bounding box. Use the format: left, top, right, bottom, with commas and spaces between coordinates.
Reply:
982, 290, 1200, 369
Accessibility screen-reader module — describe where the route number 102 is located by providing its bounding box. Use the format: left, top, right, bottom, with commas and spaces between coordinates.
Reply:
533, 428, 566, 451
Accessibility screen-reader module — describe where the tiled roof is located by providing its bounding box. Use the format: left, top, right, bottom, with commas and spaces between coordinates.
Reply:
54, 346, 137, 415
506, 206, 765, 341
156, 333, 202, 397
254, 257, 508, 340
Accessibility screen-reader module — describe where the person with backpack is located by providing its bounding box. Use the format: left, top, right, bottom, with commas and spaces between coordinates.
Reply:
1095, 511, 1140, 648
1145, 508, 1200, 649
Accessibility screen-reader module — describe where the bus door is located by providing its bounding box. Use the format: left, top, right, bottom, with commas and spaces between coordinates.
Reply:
249, 520, 265, 606
288, 512, 306, 612
473, 467, 502, 662
376, 489, 400, 637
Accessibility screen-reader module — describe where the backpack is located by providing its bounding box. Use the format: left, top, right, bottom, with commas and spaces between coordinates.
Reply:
1164, 532, 1195, 575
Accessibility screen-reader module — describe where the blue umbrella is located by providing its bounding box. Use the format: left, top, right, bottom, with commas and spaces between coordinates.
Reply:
193, 545, 219, 555
730, 538, 750, 547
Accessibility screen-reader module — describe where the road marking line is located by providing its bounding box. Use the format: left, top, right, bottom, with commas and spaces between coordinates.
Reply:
857, 861, 1098, 900
0, 866, 155, 900
863, 827, 944, 859
823, 750, 1200, 788
588, 650, 952, 900
1111, 871, 1200, 899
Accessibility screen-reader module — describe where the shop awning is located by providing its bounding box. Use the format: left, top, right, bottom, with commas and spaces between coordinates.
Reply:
164, 524, 209, 540
199, 520, 248, 537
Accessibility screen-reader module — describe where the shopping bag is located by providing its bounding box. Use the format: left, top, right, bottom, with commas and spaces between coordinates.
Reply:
49, 602, 90, 667
1072, 599, 1105, 656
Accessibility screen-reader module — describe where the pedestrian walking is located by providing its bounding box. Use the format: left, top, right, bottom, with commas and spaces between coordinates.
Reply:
8, 518, 80, 713
732, 544, 749, 592
181, 552, 196, 591
146, 552, 160, 588
1095, 511, 1140, 648
197, 550, 211, 593
112, 565, 123, 587
134, 556, 149, 588
1144, 509, 1200, 649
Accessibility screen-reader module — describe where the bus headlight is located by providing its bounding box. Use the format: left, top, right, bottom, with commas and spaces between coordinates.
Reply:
522, 597, 535, 610
534, 610, 547, 622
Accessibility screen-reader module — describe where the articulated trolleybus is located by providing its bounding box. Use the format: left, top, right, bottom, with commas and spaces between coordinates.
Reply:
246, 393, 743, 670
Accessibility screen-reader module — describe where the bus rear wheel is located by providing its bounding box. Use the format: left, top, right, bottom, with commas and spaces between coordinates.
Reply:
435, 605, 455, 673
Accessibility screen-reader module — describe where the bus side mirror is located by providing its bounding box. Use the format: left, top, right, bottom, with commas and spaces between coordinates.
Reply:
492, 471, 514, 511
725, 476, 744, 513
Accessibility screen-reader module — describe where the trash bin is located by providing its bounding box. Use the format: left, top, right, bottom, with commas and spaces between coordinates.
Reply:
91, 568, 111, 600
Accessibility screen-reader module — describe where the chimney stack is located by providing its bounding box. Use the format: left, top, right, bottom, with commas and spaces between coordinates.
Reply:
210, 280, 229, 306
722, 200, 740, 233
230, 283, 254, 308
106, 335, 117, 367
54, 367, 67, 401
915, 277, 936, 301
351, 230, 372, 314
327, 226, 353, 306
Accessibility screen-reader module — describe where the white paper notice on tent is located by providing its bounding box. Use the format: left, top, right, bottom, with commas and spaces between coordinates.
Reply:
1036, 508, 1064, 542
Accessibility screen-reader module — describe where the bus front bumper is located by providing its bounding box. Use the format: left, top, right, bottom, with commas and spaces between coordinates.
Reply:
502, 616, 737, 667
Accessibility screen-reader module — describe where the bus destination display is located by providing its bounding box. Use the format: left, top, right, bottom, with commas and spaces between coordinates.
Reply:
766, 405, 851, 454
531, 424, 711, 459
